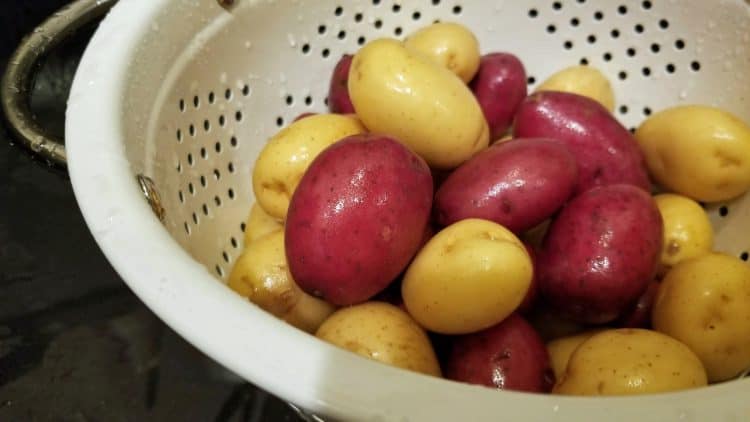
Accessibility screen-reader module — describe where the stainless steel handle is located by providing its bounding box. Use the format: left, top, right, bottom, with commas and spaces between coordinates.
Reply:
1, 0, 118, 168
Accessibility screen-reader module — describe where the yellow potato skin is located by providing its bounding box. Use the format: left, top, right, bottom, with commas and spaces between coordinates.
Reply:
316, 302, 441, 377
554, 329, 707, 395
535, 65, 615, 112
635, 105, 750, 202
228, 231, 335, 333
404, 22, 481, 83
349, 38, 489, 169
252, 114, 365, 220
654, 194, 713, 271
547, 330, 603, 382
402, 219, 532, 334
652, 253, 750, 382
243, 202, 283, 247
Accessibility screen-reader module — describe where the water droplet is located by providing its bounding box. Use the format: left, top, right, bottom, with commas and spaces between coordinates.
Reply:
244, 40, 253, 49
287, 33, 297, 47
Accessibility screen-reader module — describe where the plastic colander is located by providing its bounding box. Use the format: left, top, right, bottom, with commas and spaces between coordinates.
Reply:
3, 0, 750, 420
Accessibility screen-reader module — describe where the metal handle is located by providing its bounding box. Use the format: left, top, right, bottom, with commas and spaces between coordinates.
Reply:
1, 0, 118, 168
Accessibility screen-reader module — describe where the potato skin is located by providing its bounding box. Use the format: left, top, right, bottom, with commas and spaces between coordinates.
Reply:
514, 91, 650, 194
229, 231, 335, 333
535, 65, 615, 112
470, 53, 527, 141
286, 134, 433, 306
243, 203, 283, 247
404, 22, 480, 83
547, 330, 603, 382
349, 38, 488, 169
553, 329, 707, 395
635, 105, 750, 202
434, 138, 577, 233
328, 54, 355, 114
654, 193, 713, 272
402, 219, 532, 334
652, 253, 750, 382
316, 302, 441, 377
446, 314, 554, 393
538, 184, 662, 324
252, 113, 366, 220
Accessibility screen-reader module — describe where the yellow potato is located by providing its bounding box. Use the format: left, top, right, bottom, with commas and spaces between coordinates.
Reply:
554, 329, 707, 395
316, 302, 441, 377
402, 219, 532, 334
228, 231, 335, 333
252, 114, 366, 220
654, 194, 713, 272
547, 330, 603, 382
404, 22, 480, 83
635, 105, 750, 202
243, 202, 283, 247
535, 65, 615, 112
652, 253, 750, 382
349, 38, 489, 169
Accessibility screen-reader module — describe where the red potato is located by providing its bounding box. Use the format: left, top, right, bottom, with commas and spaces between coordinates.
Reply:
285, 134, 433, 306
616, 280, 660, 328
293, 112, 317, 122
538, 184, 662, 324
514, 91, 650, 194
434, 138, 577, 233
517, 243, 539, 315
446, 314, 555, 393
470, 53, 528, 141
328, 54, 355, 114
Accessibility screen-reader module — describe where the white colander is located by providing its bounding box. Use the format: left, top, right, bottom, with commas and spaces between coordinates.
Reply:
6, 0, 750, 420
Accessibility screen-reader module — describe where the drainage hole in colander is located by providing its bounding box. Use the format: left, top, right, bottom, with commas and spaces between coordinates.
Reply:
629, 127, 636, 134
563, 40, 573, 50
675, 39, 685, 49
603, 52, 612, 62
719, 206, 729, 217
432, 0, 441, 5
219, 115, 226, 127
610, 28, 620, 39
213, 169, 221, 180
179, 98, 186, 112
338, 30, 347, 40
242, 84, 250, 96
302, 43, 311, 55
334, 5, 343, 16
188, 182, 195, 195
230, 136, 238, 148
187, 153, 194, 166
178, 190, 184, 203
658, 19, 669, 29
552, 1, 562, 11
240, 222, 246, 232
176, 129, 182, 142
691, 61, 701, 72
594, 11, 603, 21
184, 222, 191, 235
579, 57, 589, 65
570, 17, 579, 26
318, 24, 327, 35
642, 0, 652, 9
285, 95, 293, 106
304, 95, 312, 106
634, 23, 645, 34
231, 237, 238, 249
228, 162, 235, 173
322, 48, 331, 59
192, 212, 199, 224
452, 5, 462, 15
617, 5, 627, 14
225, 88, 233, 101
626, 47, 636, 57
618, 70, 627, 80
208, 91, 216, 104
526, 76, 536, 86
200, 147, 207, 159
587, 34, 596, 44
576, 0, 585, 4
618, 105, 628, 115
215, 265, 224, 277
741, 252, 748, 262
200, 175, 207, 187
202, 204, 209, 216
357, 36, 366, 46
546, 24, 556, 34
215, 196, 222, 207
643, 107, 652, 116
324, 97, 329, 106
204, 119, 211, 132
528, 8, 538, 18
666, 63, 676, 74
354, 12, 363, 22
235, 111, 243, 122
193, 95, 200, 108
394, 27, 403, 36
412, 11, 422, 21
642, 67, 651, 77
215, 142, 223, 153
189, 124, 196, 137
222, 251, 230, 263
228, 188, 236, 200
375, 19, 384, 29
650, 43, 660, 53
276, 116, 284, 127
392, 4, 401, 13
177, 162, 182, 173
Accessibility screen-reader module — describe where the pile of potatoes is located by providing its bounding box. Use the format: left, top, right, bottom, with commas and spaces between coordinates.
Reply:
230, 22, 750, 396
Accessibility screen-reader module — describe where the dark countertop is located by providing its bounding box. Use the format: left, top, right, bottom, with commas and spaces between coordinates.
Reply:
0, 2, 302, 421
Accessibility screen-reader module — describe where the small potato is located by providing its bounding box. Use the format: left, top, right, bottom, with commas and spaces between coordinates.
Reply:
470, 53, 527, 141
252, 113, 366, 220
654, 194, 713, 271
547, 330, 603, 382
615, 280, 660, 328
316, 302, 441, 377
243, 202, 283, 247
328, 54, 355, 114
402, 219, 532, 334
349, 38, 488, 169
554, 329, 707, 395
535, 65, 615, 112
228, 231, 335, 334
404, 22, 480, 83
652, 253, 750, 382
635, 105, 750, 202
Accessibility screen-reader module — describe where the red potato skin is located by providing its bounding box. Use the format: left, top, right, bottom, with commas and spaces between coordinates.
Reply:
514, 91, 650, 194
470, 53, 528, 141
538, 184, 662, 324
446, 314, 555, 393
616, 280, 660, 328
293, 112, 317, 122
285, 134, 433, 306
328, 54, 355, 114
434, 138, 577, 233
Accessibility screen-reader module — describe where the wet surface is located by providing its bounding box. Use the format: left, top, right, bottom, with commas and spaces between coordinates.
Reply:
0, 2, 302, 420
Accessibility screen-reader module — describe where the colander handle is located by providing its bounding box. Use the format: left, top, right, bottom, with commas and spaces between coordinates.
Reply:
0, 0, 118, 168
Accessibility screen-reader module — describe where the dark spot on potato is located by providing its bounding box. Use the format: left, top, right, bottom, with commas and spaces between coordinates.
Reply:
597, 381, 605, 393
666, 240, 681, 256
501, 198, 513, 214
720, 294, 730, 303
